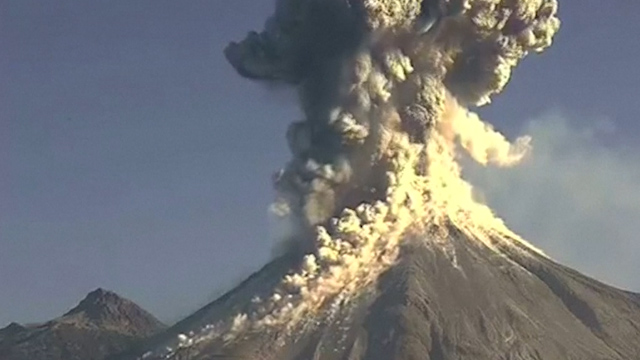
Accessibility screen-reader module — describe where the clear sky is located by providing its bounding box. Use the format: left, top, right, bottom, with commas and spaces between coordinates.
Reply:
1, 1, 639, 327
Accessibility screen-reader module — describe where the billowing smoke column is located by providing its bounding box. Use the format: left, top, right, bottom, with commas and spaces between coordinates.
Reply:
226, 0, 558, 247
222, 0, 557, 333
162, 0, 560, 352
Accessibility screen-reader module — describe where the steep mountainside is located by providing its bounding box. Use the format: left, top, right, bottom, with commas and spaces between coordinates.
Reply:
0, 289, 165, 360
127, 231, 640, 360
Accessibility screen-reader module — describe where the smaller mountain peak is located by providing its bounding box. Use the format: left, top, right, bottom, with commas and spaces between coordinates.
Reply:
64, 288, 127, 319
0, 322, 29, 345
88, 287, 110, 296
59, 288, 164, 337
2, 291, 166, 360
84, 288, 122, 303
4, 322, 24, 330
0, 322, 26, 335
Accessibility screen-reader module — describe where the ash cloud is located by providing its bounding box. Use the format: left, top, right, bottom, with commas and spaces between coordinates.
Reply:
166, 0, 562, 350
225, 0, 560, 248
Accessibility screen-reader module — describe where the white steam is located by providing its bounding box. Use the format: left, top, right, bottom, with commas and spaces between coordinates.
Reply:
466, 114, 640, 292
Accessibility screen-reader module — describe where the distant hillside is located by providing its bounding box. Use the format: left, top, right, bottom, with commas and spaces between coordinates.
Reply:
0, 288, 165, 360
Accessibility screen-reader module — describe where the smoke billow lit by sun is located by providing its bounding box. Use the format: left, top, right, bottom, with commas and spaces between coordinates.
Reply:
162, 0, 560, 353
225, 0, 558, 243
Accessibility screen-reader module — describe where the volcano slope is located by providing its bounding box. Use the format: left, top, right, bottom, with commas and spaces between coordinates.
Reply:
128, 230, 640, 360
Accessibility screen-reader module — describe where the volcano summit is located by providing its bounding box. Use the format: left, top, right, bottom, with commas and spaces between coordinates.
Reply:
119, 0, 640, 359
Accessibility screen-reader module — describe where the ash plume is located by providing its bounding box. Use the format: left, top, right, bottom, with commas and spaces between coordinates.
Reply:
225, 0, 558, 239
159, 0, 560, 353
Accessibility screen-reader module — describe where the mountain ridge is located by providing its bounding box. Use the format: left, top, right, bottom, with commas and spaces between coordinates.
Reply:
0, 288, 166, 360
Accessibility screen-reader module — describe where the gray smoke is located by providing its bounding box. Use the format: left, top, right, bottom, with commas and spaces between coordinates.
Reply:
225, 0, 560, 250
135, 2, 565, 355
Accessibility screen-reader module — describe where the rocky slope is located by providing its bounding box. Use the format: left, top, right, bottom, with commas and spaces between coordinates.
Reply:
0, 288, 165, 360
126, 230, 640, 360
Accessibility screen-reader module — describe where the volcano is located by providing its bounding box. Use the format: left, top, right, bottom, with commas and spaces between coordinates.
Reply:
122, 0, 640, 359
83, 0, 640, 358
119, 229, 640, 360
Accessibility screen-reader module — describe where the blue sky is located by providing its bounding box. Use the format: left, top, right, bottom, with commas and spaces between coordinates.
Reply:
1, 1, 639, 326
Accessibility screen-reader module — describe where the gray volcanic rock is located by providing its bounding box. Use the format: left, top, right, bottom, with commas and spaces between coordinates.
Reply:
128, 231, 640, 360
0, 289, 165, 360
